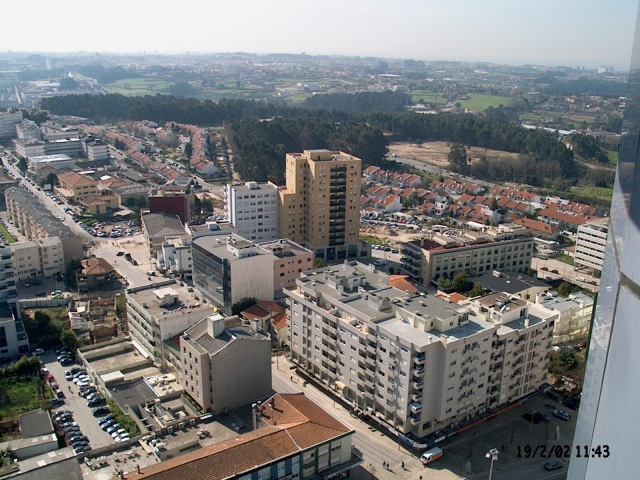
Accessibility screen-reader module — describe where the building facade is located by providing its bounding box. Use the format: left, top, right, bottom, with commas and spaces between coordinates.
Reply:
285, 262, 554, 439
402, 225, 535, 286
574, 219, 608, 274
180, 314, 272, 414
10, 236, 65, 281
192, 235, 274, 315
125, 283, 215, 368
0, 243, 28, 361
258, 238, 314, 296
278, 149, 369, 262
0, 111, 23, 140
226, 181, 279, 242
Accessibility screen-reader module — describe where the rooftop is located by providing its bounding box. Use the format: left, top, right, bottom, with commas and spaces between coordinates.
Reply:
142, 212, 186, 237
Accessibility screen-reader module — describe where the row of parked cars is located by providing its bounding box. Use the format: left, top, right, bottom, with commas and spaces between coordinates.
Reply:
53, 410, 91, 455
98, 415, 130, 443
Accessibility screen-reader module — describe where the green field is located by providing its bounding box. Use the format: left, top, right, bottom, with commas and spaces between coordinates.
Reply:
0, 376, 47, 421
408, 90, 448, 104
0, 224, 15, 243
456, 94, 513, 111
285, 92, 313, 102
606, 150, 618, 164
107, 77, 172, 95
570, 185, 614, 200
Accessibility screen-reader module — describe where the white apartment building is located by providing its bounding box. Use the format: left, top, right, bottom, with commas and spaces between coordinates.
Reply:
0, 111, 23, 140
226, 181, 279, 242
126, 283, 216, 368
0, 243, 28, 361
15, 120, 40, 141
574, 219, 608, 274
14, 140, 46, 159
10, 236, 65, 281
538, 292, 594, 344
27, 154, 75, 172
84, 140, 109, 161
286, 262, 555, 440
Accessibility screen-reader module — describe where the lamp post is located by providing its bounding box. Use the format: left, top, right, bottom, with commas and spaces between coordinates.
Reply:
329, 383, 336, 407
485, 448, 499, 480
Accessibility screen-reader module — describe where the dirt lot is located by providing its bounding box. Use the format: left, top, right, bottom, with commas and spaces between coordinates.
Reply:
360, 224, 425, 247
387, 141, 520, 167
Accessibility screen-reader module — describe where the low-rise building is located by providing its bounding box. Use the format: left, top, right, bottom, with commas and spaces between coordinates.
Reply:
27, 153, 74, 172
402, 225, 535, 286
125, 393, 360, 480
475, 270, 551, 301
192, 234, 275, 315
10, 236, 65, 281
259, 238, 314, 296
76, 257, 118, 292
157, 236, 192, 280
141, 212, 189, 258
180, 314, 272, 414
537, 292, 594, 343
55, 172, 98, 201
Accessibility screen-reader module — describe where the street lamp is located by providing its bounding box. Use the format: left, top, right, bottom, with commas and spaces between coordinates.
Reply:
485, 448, 499, 480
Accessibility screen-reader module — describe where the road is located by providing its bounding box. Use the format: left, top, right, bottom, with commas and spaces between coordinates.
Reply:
391, 155, 497, 189
272, 355, 463, 480
531, 257, 600, 294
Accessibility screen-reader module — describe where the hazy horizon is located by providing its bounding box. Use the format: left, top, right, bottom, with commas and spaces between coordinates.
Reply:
2, 0, 638, 70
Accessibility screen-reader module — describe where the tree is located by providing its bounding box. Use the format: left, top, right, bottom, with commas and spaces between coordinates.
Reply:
557, 281, 574, 297
469, 283, 485, 297
437, 277, 453, 293
231, 297, 256, 316
184, 142, 193, 158
448, 143, 468, 173
17, 157, 27, 172
452, 272, 472, 293
60, 329, 80, 352
65, 258, 83, 290
549, 350, 578, 375
314, 258, 327, 269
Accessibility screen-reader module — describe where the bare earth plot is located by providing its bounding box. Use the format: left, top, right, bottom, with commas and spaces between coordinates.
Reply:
387, 141, 520, 168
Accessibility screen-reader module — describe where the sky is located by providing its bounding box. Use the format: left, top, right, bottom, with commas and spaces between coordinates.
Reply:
2, 0, 639, 69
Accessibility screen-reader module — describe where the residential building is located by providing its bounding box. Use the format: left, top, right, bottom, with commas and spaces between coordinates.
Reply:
286, 262, 555, 439
278, 149, 369, 262
79, 195, 118, 215
402, 225, 535, 286
538, 293, 594, 344
125, 393, 360, 480
14, 140, 46, 159
180, 314, 272, 414
55, 172, 98, 201
574, 218, 608, 274
157, 237, 192, 279
149, 184, 195, 224
76, 257, 118, 292
226, 181, 279, 242
241, 300, 287, 347
141, 212, 189, 258
0, 243, 27, 361
0, 111, 23, 140
192, 234, 274, 315
41, 138, 83, 157
568, 20, 640, 479
259, 238, 314, 296
84, 139, 109, 161
15, 120, 41, 141
5, 187, 83, 269
107, 182, 150, 207
10, 236, 65, 281
126, 282, 215, 368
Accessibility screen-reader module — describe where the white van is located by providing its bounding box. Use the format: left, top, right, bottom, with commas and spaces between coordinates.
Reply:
420, 447, 443, 465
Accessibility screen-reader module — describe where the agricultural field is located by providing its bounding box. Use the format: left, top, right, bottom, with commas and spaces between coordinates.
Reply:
106, 77, 173, 95
455, 93, 513, 111
408, 90, 448, 104
569, 185, 614, 201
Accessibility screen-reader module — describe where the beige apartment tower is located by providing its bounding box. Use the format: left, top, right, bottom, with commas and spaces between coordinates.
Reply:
279, 149, 369, 262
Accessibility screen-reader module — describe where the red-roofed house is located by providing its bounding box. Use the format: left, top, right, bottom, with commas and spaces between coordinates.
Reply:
513, 217, 560, 240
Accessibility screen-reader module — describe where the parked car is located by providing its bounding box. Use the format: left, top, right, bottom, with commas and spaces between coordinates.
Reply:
106, 424, 121, 434
553, 409, 571, 421
98, 415, 115, 425
60, 358, 73, 367
33, 348, 45, 355
563, 397, 581, 410
88, 398, 106, 408
49, 398, 65, 406
522, 412, 541, 424
544, 461, 563, 471
80, 389, 97, 398
92, 407, 110, 417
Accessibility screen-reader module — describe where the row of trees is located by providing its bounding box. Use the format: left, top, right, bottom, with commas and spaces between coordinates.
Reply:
228, 117, 388, 183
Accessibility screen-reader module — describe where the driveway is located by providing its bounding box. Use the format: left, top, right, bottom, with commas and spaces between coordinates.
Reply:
42, 350, 116, 449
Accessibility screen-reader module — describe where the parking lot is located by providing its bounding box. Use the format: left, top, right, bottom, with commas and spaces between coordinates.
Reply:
41, 350, 117, 450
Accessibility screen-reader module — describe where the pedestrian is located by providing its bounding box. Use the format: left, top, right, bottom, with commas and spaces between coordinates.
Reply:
401, 461, 404, 469
383, 461, 386, 469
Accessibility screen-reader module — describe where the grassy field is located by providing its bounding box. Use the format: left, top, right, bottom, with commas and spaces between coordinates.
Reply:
0, 376, 47, 421
553, 254, 575, 266
456, 94, 513, 111
285, 92, 313, 102
570, 185, 614, 200
606, 150, 618, 164
107, 77, 172, 95
0, 224, 15, 243
408, 90, 448, 104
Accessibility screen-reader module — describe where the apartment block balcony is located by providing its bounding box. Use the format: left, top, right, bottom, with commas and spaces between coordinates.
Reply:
409, 402, 422, 414
409, 414, 421, 425
413, 354, 426, 366
412, 379, 424, 390
413, 365, 425, 377
411, 391, 423, 402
